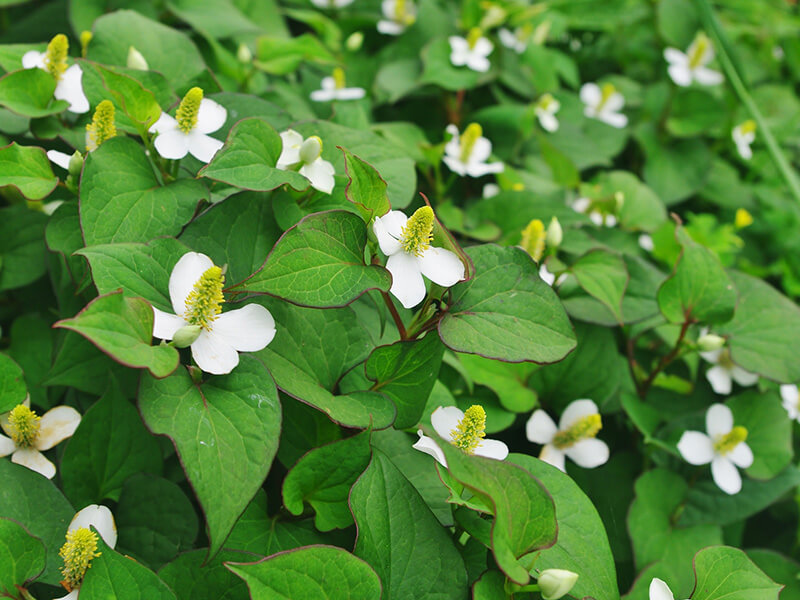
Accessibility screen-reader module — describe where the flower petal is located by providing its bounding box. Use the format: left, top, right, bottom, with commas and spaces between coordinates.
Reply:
412, 430, 447, 467
22, 50, 45, 69
187, 131, 224, 163
0, 434, 16, 457
711, 455, 742, 494
539, 264, 556, 286
373, 210, 407, 257
539, 444, 566, 472
35, 406, 81, 451
730, 366, 758, 387
558, 399, 599, 430
195, 98, 227, 134
599, 111, 628, 128
780, 384, 799, 409
468, 137, 492, 163
705, 365, 732, 395
464, 160, 504, 177
677, 431, 714, 465
430, 405, 463, 442
277, 129, 303, 167
526, 410, 558, 444
706, 403, 733, 438
466, 54, 491, 73
473, 37, 493, 57
604, 92, 626, 112
149, 112, 177, 134
728, 441, 753, 469
377, 20, 405, 35
53, 590, 79, 600
442, 155, 467, 176
190, 330, 240, 375
537, 111, 559, 132
300, 158, 336, 193
152, 307, 186, 341
663, 48, 687, 66
386, 251, 427, 308
649, 578, 675, 600
47, 150, 72, 170
334, 87, 366, 101
169, 252, 214, 316
667, 63, 693, 87
694, 67, 724, 86
417, 247, 464, 288
69, 504, 118, 548
154, 129, 190, 160
448, 36, 469, 61
475, 438, 509, 461
310, 89, 336, 102
580, 83, 601, 107
55, 65, 89, 114
12, 448, 56, 479
564, 438, 609, 469
210, 304, 276, 352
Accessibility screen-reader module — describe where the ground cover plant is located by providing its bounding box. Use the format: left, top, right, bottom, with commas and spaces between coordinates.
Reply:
0, 0, 799, 598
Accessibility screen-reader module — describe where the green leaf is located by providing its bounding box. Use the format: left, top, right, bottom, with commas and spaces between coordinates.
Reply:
341, 147, 391, 223
80, 536, 177, 600
237, 210, 391, 307
438, 245, 576, 363
592, 170, 667, 232
747, 550, 800, 600
472, 570, 507, 600
0, 205, 47, 291
80, 137, 206, 246
91, 63, 163, 130
539, 134, 580, 188
158, 549, 251, 600
138, 355, 281, 557
350, 449, 469, 599
0, 142, 57, 200
667, 89, 725, 137
228, 545, 382, 600
365, 334, 445, 428
282, 430, 372, 531
457, 354, 537, 413
420, 37, 483, 91
692, 546, 782, 600
0, 461, 75, 586
167, 0, 261, 39
199, 118, 309, 191
60, 381, 163, 508
0, 517, 45, 596
0, 68, 68, 117
507, 455, 620, 600
571, 249, 629, 324
277, 396, 342, 469
433, 439, 558, 585
0, 353, 26, 413
54, 290, 180, 378
7, 315, 53, 409
255, 34, 336, 74
728, 391, 793, 479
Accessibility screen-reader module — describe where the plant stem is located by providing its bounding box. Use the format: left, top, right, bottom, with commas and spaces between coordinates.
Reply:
638, 319, 691, 398
380, 290, 407, 339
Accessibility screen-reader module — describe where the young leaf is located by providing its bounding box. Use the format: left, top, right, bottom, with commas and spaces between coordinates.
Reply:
0, 68, 68, 117
0, 142, 57, 200
692, 546, 782, 600
341, 147, 390, 223
0, 518, 46, 596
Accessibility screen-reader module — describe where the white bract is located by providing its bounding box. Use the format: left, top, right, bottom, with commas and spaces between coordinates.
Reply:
526, 399, 609, 472
498, 27, 529, 54
310, 68, 366, 102
412, 405, 509, 467
277, 130, 336, 194
664, 32, 724, 87
649, 578, 687, 600
449, 28, 493, 73
638, 234, 654, 252
539, 569, 579, 600
571, 196, 617, 227
732, 120, 756, 160
677, 402, 753, 494
56, 505, 117, 600
150, 87, 226, 163
0, 397, 80, 479
534, 94, 560, 132
580, 82, 628, 128
699, 332, 758, 395
151, 252, 276, 375
780, 384, 800, 422
23, 34, 89, 114
442, 123, 503, 177
378, 0, 416, 35
373, 207, 465, 308
47, 150, 74, 170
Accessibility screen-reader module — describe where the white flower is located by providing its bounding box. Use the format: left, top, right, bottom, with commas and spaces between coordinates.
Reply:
580, 82, 628, 128
677, 403, 753, 494
412, 405, 509, 467
539, 569, 579, 600
378, 0, 416, 35
149, 87, 226, 163
780, 384, 800, 422
649, 578, 687, 600
373, 207, 465, 308
310, 68, 366, 102
0, 398, 80, 479
526, 399, 609, 472
311, 0, 355, 7
732, 120, 756, 160
449, 29, 493, 73
56, 505, 117, 599
571, 196, 617, 227
442, 123, 503, 178
534, 93, 560, 132
151, 252, 276, 375
699, 334, 758, 395
276, 130, 335, 194
498, 27, 527, 54
664, 32, 724, 87
482, 183, 500, 198
638, 234, 654, 252
23, 35, 89, 115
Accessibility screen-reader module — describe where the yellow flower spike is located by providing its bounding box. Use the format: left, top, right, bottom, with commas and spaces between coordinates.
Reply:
552, 413, 602, 449
176, 87, 204, 134
59, 528, 101, 590
537, 93, 556, 111
85, 100, 117, 151
332, 67, 347, 90
400, 206, 435, 257
451, 405, 487, 454
466, 27, 483, 49
8, 404, 41, 447
458, 123, 483, 164
184, 266, 225, 330
735, 208, 753, 229
512, 182, 525, 191
45, 34, 69, 81
520, 219, 546, 262
714, 425, 748, 455
688, 32, 711, 69
80, 31, 92, 57
739, 119, 757, 135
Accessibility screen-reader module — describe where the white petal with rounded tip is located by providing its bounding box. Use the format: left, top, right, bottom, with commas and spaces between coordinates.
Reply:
442, 155, 467, 176
475, 438, 509, 461
54, 591, 79, 600
580, 83, 601, 106
728, 442, 753, 469
12, 448, 56, 479
373, 210, 407, 257
412, 431, 447, 467
599, 111, 628, 128
149, 112, 177, 134
334, 87, 366, 101
735, 140, 753, 160
154, 129, 190, 160
56, 64, 89, 114
663, 48, 687, 65
780, 384, 799, 408
473, 37, 493, 56
699, 348, 721, 364
169, 252, 214, 316
0, 434, 15, 457
589, 211, 605, 226
526, 410, 557, 444
187, 131, 224, 163
70, 504, 117, 548
277, 129, 303, 167
539, 444, 566, 472
711, 455, 741, 494
152, 307, 186, 341
730, 366, 758, 387
668, 63, 693, 87
448, 37, 469, 63
300, 158, 336, 193
468, 137, 492, 164
706, 403, 733, 437
430, 406, 464, 442
196, 98, 227, 134
571, 197, 591, 213
677, 431, 714, 465
466, 54, 490, 73
537, 111, 559, 132
22, 50, 45, 69
482, 183, 500, 198
377, 20, 405, 35
498, 29, 518, 50
603, 93, 625, 112
565, 438, 609, 469
464, 160, 503, 177
694, 67, 723, 86
47, 150, 72, 170
36, 406, 80, 451
190, 330, 240, 375
417, 247, 464, 287
705, 365, 732, 395
444, 125, 461, 158
539, 264, 556, 286
386, 251, 426, 308
649, 578, 675, 600
211, 304, 276, 352
558, 399, 599, 430
310, 88, 336, 102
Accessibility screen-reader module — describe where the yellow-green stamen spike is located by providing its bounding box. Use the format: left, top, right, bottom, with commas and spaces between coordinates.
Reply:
176, 87, 204, 134
400, 206, 435, 257
451, 405, 487, 454
520, 219, 546, 262
8, 404, 41, 448
86, 100, 117, 151
552, 414, 602, 449
466, 27, 483, 49
715, 425, 747, 455
537, 93, 555, 111
739, 119, 757, 135
184, 266, 225, 330
717, 348, 735, 370
45, 34, 69, 81
332, 67, 347, 89
59, 528, 101, 590
596, 83, 617, 111
459, 123, 483, 164
735, 208, 753, 229
689, 32, 711, 69
80, 31, 92, 57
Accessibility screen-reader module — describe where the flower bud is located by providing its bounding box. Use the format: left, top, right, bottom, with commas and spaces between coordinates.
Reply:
299, 136, 323, 164
237, 43, 253, 64
698, 333, 725, 352
127, 46, 149, 70
172, 325, 202, 348
345, 31, 364, 52
68, 151, 84, 177
538, 569, 579, 600
546, 217, 563, 248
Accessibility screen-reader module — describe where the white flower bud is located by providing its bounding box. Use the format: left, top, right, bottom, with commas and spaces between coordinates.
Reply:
299, 136, 323, 164
546, 217, 563, 248
345, 31, 364, 52
538, 569, 579, 600
237, 43, 253, 63
172, 325, 202, 348
127, 46, 149, 71
698, 333, 726, 352
68, 151, 84, 177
